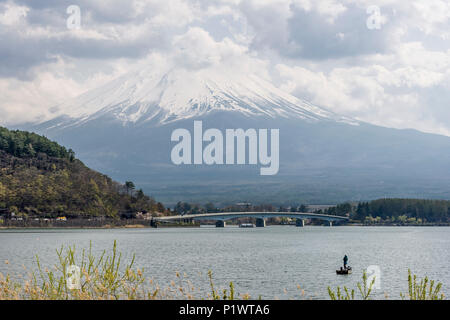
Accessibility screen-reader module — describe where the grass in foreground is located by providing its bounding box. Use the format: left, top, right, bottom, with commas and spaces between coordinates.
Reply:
0, 241, 245, 300
0, 241, 446, 300
328, 269, 445, 300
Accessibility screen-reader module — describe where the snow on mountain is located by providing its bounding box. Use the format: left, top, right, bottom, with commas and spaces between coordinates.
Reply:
46, 66, 357, 129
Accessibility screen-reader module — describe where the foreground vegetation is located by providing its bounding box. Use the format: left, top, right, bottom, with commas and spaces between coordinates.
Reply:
0, 241, 239, 300
0, 242, 445, 300
328, 270, 444, 300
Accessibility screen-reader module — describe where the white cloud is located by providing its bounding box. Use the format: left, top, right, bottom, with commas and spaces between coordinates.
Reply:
275, 41, 450, 136
0, 1, 28, 26
0, 0, 449, 137
172, 27, 248, 70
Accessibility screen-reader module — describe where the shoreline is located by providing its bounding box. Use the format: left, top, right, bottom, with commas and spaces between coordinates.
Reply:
0, 223, 449, 230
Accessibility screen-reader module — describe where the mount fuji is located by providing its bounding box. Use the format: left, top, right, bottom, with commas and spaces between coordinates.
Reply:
43, 67, 356, 128
25, 66, 450, 205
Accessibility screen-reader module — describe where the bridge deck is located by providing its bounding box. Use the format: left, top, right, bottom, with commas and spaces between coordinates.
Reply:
154, 212, 348, 222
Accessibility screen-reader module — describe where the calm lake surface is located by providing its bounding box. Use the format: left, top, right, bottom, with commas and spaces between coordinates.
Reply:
0, 226, 449, 299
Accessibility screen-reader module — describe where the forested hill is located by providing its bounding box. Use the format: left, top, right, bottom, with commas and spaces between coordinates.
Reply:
0, 127, 164, 218
320, 198, 450, 224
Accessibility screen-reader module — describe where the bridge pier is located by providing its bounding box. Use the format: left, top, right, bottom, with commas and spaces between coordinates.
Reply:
296, 219, 305, 227
215, 220, 226, 228
255, 218, 266, 227
328, 221, 333, 227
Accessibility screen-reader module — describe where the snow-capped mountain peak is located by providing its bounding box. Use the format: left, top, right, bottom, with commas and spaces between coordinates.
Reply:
47, 66, 356, 129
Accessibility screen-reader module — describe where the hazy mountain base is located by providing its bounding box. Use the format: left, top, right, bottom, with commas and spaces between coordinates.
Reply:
28, 111, 450, 206
148, 178, 450, 207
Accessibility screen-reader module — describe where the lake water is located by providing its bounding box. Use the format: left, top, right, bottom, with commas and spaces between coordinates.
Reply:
0, 226, 449, 299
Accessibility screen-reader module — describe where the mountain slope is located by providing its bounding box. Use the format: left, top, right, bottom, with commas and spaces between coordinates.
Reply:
43, 67, 356, 130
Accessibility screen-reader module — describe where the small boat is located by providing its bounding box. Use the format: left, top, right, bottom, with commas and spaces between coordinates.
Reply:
336, 266, 352, 275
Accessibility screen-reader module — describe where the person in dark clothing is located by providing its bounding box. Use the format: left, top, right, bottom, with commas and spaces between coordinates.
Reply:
343, 255, 348, 269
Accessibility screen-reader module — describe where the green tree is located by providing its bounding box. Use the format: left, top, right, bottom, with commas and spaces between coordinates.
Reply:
299, 204, 308, 212
125, 181, 135, 196
205, 202, 216, 213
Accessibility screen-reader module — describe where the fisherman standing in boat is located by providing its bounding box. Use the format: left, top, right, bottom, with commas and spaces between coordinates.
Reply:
343, 255, 348, 269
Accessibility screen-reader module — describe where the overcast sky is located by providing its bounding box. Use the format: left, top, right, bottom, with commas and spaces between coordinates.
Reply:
0, 0, 449, 136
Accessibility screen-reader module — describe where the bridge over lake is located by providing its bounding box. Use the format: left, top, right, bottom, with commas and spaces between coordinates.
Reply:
153, 212, 349, 227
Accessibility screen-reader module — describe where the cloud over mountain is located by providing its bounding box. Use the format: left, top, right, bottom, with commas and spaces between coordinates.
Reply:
0, 0, 449, 136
